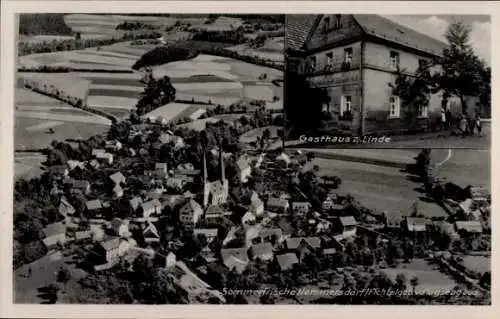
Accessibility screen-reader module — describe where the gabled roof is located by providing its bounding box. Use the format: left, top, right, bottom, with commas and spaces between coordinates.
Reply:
220, 247, 249, 273
129, 197, 143, 210
339, 216, 358, 227
109, 171, 126, 184
287, 14, 446, 56
285, 237, 321, 250
155, 162, 168, 170
142, 199, 162, 212
353, 14, 446, 56
286, 15, 321, 51
194, 228, 218, 237
455, 221, 483, 233
181, 199, 203, 214
143, 222, 160, 238
86, 199, 102, 211
276, 253, 299, 270
58, 197, 75, 215
43, 222, 66, 237
100, 237, 120, 251
250, 242, 273, 257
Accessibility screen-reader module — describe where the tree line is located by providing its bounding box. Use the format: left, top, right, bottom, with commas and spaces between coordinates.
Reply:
19, 13, 73, 36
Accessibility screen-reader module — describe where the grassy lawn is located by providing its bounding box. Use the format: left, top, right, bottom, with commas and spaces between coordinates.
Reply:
381, 259, 457, 293
461, 256, 490, 275
14, 252, 89, 304
15, 117, 109, 149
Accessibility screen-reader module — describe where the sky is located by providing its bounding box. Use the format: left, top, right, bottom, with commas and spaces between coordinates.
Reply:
384, 15, 491, 64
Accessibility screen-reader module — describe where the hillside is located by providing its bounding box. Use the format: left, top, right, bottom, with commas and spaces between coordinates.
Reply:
19, 14, 73, 36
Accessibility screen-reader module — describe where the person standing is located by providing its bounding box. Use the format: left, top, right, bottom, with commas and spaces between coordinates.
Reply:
440, 108, 446, 131
460, 116, 468, 137
475, 114, 482, 137
445, 108, 452, 129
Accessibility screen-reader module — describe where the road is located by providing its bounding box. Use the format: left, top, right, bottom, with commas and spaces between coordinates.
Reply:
303, 149, 490, 218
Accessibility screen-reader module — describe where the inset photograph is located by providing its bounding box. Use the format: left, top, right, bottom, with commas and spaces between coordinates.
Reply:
284, 14, 490, 149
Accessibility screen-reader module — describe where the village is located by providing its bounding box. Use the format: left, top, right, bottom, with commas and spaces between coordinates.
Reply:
14, 109, 491, 304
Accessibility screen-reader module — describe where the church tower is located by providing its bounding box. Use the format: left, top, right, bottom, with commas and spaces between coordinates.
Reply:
202, 150, 210, 208
219, 141, 229, 201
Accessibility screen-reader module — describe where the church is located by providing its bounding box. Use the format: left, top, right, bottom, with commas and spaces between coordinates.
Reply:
202, 147, 229, 208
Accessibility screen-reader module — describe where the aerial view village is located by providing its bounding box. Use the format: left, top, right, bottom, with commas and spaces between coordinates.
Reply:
13, 13, 490, 305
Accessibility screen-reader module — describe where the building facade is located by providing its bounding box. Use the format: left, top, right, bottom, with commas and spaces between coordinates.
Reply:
286, 14, 453, 135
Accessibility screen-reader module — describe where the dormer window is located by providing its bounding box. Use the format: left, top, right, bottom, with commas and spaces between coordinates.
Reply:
335, 15, 342, 29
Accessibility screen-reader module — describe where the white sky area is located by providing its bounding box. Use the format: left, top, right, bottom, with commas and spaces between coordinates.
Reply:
384, 15, 491, 65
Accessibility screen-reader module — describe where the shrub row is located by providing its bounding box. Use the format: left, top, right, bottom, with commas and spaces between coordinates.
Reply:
18, 65, 134, 73
18, 31, 162, 56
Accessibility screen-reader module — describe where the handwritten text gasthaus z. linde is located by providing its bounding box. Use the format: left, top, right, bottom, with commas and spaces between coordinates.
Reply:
299, 135, 392, 144
222, 288, 483, 298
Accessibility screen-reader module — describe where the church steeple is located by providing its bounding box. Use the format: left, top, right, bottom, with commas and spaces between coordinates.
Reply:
219, 140, 225, 181
202, 150, 207, 184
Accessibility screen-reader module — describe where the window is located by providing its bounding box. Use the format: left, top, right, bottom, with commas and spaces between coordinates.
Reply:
322, 17, 330, 33
389, 96, 400, 118
341, 95, 352, 116
344, 48, 353, 64
418, 104, 429, 118
308, 56, 316, 72
390, 51, 400, 69
335, 15, 342, 29
326, 52, 333, 69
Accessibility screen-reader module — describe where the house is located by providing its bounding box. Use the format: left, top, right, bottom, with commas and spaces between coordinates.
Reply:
164, 251, 177, 268
92, 149, 106, 157
71, 180, 91, 195
105, 140, 122, 151
286, 14, 453, 135
95, 152, 114, 165
455, 221, 483, 236
49, 165, 69, 178
175, 163, 200, 176
194, 228, 219, 243
435, 221, 460, 241
89, 237, 125, 265
141, 199, 162, 218
159, 133, 185, 149
249, 242, 274, 261
75, 230, 92, 241
179, 199, 203, 228
402, 217, 426, 232
267, 198, 289, 214
67, 160, 84, 171
86, 199, 102, 214
278, 218, 295, 238
155, 162, 168, 174
161, 194, 184, 210
316, 219, 332, 234
129, 196, 143, 212
236, 155, 252, 183
143, 222, 160, 243
276, 253, 299, 271
292, 202, 312, 215
220, 247, 249, 274
90, 224, 105, 241
111, 218, 130, 238
113, 184, 124, 198
109, 171, 126, 185
58, 197, 75, 217
246, 192, 264, 216
165, 178, 186, 192
285, 237, 322, 251
42, 222, 67, 247
275, 153, 291, 167
241, 211, 257, 225
88, 159, 100, 170
334, 216, 358, 237
205, 205, 228, 222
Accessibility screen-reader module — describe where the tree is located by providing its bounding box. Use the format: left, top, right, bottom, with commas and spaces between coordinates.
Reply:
410, 276, 420, 295
395, 273, 407, 290
57, 266, 71, 285
435, 21, 485, 115
389, 62, 432, 129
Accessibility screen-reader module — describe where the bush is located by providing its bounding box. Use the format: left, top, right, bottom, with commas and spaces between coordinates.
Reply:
115, 21, 157, 31
192, 29, 246, 45
132, 46, 199, 70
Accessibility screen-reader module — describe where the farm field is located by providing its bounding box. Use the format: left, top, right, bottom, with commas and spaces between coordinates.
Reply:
381, 259, 457, 293
227, 36, 284, 63
14, 152, 47, 180
18, 72, 91, 101
177, 118, 221, 131
192, 16, 244, 31
15, 88, 111, 150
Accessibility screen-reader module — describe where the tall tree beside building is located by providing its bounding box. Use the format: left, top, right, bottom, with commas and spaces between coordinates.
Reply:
435, 21, 485, 115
